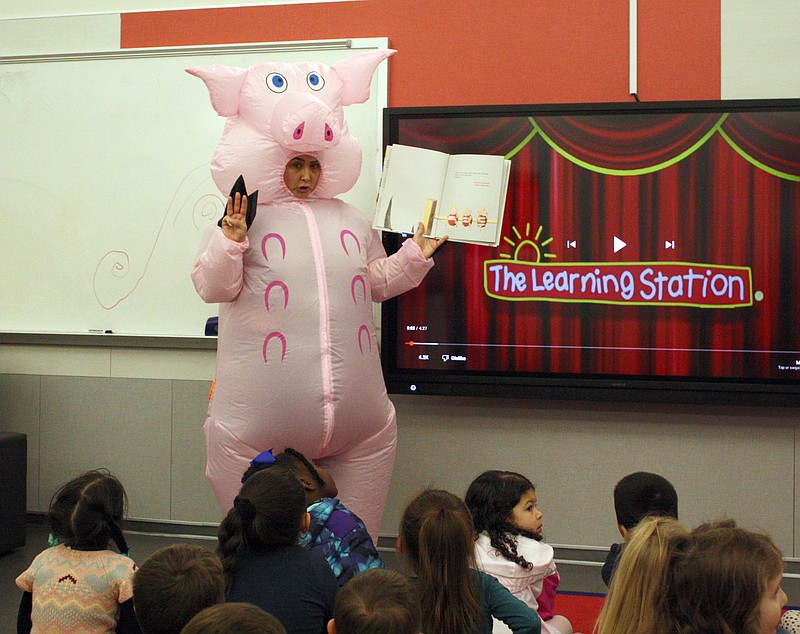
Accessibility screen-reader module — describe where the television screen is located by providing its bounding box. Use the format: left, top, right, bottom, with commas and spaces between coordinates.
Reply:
379, 100, 800, 405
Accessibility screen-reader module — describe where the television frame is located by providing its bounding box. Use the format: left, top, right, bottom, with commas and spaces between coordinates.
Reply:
379, 99, 800, 407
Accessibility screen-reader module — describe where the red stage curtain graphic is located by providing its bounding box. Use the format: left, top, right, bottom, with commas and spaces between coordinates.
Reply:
721, 112, 800, 176
394, 111, 800, 381
533, 113, 721, 170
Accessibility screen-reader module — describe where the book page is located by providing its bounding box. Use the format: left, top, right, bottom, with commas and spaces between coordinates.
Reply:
436, 154, 509, 245
373, 145, 450, 236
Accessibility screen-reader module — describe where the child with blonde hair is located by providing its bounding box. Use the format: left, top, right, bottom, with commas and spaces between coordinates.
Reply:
596, 517, 788, 634
593, 516, 689, 634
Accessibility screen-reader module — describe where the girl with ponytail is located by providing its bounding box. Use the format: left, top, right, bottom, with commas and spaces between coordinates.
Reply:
399, 489, 541, 634
16, 469, 140, 633
217, 467, 338, 633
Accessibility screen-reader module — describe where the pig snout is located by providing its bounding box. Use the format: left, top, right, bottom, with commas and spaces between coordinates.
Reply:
271, 92, 341, 153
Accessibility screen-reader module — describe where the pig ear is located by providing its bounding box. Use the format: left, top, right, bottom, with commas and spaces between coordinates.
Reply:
330, 49, 396, 106
186, 65, 248, 117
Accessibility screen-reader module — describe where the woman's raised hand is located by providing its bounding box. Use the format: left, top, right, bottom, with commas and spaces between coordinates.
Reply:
221, 193, 248, 243
412, 222, 447, 260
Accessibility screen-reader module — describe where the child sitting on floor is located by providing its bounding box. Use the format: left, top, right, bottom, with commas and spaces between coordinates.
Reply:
243, 448, 384, 585
327, 567, 420, 634
219, 466, 339, 633
16, 469, 140, 633
399, 488, 541, 634
466, 470, 574, 634
133, 543, 225, 634
180, 603, 286, 634
602, 471, 678, 586
667, 519, 787, 634
594, 516, 689, 634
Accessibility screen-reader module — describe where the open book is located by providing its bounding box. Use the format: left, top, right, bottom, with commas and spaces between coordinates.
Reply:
373, 144, 511, 247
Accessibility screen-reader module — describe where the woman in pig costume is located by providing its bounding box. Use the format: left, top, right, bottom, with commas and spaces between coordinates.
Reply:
189, 49, 445, 538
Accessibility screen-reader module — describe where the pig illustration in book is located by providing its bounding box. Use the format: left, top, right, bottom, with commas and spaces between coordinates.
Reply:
188, 49, 443, 538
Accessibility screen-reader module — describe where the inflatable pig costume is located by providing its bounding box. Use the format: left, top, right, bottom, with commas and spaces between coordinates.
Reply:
189, 50, 434, 538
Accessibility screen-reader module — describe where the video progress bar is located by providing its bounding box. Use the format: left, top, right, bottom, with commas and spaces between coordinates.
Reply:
404, 341, 800, 355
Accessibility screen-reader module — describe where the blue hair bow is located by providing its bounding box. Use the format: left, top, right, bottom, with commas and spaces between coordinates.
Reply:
250, 449, 276, 468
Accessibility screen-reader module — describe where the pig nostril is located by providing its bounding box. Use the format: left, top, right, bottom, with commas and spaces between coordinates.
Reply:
324, 123, 334, 142
293, 122, 305, 140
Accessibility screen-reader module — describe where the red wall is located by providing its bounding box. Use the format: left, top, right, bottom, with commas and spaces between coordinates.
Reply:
121, 0, 720, 106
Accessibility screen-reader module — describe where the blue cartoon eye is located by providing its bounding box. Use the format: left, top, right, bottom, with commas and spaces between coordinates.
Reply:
306, 71, 325, 91
266, 72, 288, 93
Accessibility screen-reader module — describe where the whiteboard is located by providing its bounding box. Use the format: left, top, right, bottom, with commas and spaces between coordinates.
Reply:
0, 38, 388, 336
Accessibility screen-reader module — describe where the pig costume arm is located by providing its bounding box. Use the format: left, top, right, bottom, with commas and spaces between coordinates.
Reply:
365, 232, 433, 301
191, 227, 249, 303
192, 226, 432, 304
188, 49, 440, 539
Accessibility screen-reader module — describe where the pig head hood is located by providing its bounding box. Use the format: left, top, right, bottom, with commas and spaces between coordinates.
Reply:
187, 49, 395, 203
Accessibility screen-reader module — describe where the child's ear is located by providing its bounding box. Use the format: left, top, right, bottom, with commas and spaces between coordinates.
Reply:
396, 535, 405, 554
618, 524, 629, 539
327, 619, 336, 634
299, 476, 317, 492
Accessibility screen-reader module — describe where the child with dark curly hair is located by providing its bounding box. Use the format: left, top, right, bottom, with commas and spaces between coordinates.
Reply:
466, 470, 573, 634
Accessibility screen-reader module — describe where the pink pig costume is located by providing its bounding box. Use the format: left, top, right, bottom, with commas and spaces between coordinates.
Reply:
188, 50, 433, 538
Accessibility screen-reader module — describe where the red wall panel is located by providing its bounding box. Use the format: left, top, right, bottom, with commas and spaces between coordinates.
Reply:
120, 1, 720, 107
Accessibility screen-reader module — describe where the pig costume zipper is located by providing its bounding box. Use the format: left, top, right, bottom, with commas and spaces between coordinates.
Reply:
299, 201, 335, 453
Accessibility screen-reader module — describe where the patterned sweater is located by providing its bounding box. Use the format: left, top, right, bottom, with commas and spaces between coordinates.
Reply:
16, 544, 137, 633
299, 497, 384, 586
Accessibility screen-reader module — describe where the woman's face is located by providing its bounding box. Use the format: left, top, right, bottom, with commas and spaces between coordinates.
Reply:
283, 155, 321, 198
756, 572, 787, 634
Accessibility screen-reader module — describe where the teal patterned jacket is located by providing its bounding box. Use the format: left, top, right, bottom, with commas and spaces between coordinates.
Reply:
299, 497, 385, 586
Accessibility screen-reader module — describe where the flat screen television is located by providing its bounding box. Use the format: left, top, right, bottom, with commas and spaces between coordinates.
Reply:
379, 99, 800, 406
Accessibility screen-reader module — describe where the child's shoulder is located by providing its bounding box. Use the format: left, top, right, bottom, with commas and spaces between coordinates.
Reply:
476, 531, 554, 569
514, 535, 554, 562
62, 548, 137, 577
309, 498, 367, 537
16, 546, 136, 597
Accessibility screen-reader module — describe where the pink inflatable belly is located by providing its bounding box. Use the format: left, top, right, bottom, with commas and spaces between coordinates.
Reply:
209, 199, 393, 456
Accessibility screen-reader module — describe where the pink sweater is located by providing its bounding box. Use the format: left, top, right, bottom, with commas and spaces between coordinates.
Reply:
16, 544, 136, 633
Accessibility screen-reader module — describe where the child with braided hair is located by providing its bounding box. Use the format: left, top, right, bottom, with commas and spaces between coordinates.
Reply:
218, 466, 338, 634
243, 448, 383, 586
466, 470, 573, 634
16, 469, 140, 633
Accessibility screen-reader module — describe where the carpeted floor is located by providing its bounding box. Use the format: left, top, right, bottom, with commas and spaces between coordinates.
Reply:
555, 591, 605, 634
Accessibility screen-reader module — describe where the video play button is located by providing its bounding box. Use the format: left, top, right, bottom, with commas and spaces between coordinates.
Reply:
613, 236, 627, 253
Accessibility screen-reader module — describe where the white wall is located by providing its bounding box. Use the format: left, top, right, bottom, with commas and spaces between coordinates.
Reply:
721, 0, 800, 98
0, 0, 349, 19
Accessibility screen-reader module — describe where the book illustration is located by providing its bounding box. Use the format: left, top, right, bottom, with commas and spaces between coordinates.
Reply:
382, 197, 393, 230
439, 206, 497, 230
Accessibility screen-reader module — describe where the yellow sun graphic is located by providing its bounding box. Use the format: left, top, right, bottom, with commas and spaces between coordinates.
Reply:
499, 224, 557, 262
